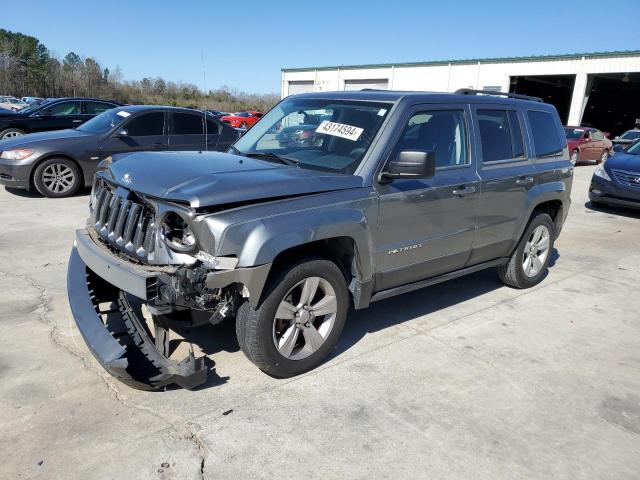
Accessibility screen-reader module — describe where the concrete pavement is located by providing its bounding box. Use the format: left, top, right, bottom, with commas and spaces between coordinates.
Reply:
0, 164, 639, 479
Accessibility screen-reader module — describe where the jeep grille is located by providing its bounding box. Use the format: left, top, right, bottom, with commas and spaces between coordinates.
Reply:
90, 181, 155, 261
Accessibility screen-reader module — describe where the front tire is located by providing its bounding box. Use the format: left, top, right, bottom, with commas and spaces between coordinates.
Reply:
0, 128, 25, 140
33, 157, 81, 198
597, 149, 608, 164
498, 212, 555, 289
570, 149, 579, 165
237, 258, 348, 377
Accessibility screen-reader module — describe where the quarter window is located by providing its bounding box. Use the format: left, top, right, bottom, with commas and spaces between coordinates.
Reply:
125, 112, 165, 136
591, 130, 604, 141
206, 118, 221, 135
173, 113, 204, 135
527, 111, 563, 158
395, 110, 468, 168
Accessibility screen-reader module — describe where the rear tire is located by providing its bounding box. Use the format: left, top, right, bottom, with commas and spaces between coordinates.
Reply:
33, 157, 81, 198
0, 128, 25, 140
237, 258, 348, 377
498, 212, 555, 289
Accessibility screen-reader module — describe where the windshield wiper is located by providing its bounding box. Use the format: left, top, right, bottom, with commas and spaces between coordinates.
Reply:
244, 151, 299, 166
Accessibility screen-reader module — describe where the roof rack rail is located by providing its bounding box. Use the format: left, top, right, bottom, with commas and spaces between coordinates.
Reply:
455, 88, 543, 103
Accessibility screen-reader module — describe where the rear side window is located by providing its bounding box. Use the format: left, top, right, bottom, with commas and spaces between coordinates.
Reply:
508, 111, 525, 159
173, 113, 204, 135
206, 118, 221, 135
592, 130, 604, 141
85, 101, 115, 115
125, 112, 164, 136
478, 110, 514, 162
527, 111, 563, 158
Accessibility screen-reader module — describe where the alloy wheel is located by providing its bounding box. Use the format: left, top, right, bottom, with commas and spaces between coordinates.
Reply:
570, 150, 579, 165
42, 163, 75, 194
522, 225, 550, 278
272, 276, 337, 360
2, 131, 22, 139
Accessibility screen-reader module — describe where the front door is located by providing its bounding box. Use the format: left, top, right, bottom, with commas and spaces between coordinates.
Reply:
31, 100, 84, 132
375, 106, 480, 291
99, 111, 167, 159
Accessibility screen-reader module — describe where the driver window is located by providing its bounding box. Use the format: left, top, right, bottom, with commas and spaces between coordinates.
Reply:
124, 112, 165, 136
47, 101, 81, 116
395, 110, 468, 168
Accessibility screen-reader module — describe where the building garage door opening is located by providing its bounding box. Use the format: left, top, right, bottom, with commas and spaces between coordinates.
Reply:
344, 79, 389, 91
509, 74, 575, 124
581, 73, 640, 137
288, 81, 314, 96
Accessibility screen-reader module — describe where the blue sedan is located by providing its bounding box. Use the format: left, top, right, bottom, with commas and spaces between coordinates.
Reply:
590, 140, 640, 209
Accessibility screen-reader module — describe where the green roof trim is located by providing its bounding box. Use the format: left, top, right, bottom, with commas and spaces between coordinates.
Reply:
282, 50, 640, 73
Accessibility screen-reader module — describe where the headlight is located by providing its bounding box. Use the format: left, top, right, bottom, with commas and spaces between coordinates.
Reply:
0, 149, 34, 160
594, 164, 611, 181
160, 213, 197, 253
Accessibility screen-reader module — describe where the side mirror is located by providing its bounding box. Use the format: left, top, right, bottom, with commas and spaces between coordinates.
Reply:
381, 150, 436, 181
113, 129, 128, 138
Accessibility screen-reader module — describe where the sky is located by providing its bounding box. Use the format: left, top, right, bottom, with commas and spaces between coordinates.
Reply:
3, 0, 639, 94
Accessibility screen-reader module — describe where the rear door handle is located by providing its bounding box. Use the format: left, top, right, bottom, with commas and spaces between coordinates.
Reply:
516, 176, 534, 185
452, 185, 476, 196
153, 142, 165, 148
72, 119, 82, 123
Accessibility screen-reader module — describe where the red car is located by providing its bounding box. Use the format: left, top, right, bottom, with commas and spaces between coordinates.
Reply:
564, 126, 612, 165
220, 111, 264, 129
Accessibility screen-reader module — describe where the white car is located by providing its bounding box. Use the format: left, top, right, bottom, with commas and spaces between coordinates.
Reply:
0, 96, 28, 111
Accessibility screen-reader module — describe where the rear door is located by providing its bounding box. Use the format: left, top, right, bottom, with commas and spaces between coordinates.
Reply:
375, 104, 480, 291
168, 111, 206, 150
470, 107, 537, 264
99, 111, 167, 157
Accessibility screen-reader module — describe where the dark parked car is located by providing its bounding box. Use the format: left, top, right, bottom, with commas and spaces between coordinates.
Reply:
590, 139, 640, 209
564, 126, 612, 165
0, 97, 121, 140
0, 105, 239, 197
611, 129, 640, 152
66, 89, 572, 390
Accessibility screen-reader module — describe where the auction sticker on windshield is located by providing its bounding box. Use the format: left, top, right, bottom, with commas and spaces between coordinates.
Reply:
315, 121, 363, 141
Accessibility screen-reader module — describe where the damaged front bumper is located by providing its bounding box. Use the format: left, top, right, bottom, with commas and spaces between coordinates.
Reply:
67, 229, 269, 390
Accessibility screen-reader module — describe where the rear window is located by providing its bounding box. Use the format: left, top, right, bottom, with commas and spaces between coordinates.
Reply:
527, 111, 563, 158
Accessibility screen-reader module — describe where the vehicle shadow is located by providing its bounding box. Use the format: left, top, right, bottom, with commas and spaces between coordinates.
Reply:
584, 201, 640, 220
331, 250, 559, 360
3, 186, 91, 198
165, 250, 560, 390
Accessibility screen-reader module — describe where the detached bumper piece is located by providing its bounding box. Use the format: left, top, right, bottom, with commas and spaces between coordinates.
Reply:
67, 247, 208, 390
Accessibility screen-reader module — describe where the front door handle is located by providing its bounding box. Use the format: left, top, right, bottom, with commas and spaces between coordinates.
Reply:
452, 185, 476, 196
516, 176, 534, 185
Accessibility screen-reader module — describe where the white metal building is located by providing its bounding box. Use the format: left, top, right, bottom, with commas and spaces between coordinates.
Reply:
282, 51, 640, 136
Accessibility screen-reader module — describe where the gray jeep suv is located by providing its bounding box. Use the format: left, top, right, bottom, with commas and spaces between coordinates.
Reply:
67, 90, 572, 390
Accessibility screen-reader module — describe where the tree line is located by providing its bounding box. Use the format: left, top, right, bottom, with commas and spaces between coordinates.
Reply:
0, 28, 279, 112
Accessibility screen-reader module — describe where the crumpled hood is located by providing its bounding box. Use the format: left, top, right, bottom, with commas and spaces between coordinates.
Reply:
0, 128, 92, 150
101, 151, 363, 208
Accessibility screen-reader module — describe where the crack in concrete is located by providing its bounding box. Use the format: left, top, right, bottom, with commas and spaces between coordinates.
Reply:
178, 422, 209, 480
0, 269, 173, 424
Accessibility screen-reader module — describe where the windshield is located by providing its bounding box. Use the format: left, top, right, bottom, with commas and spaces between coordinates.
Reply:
564, 128, 585, 140
20, 99, 52, 115
626, 140, 640, 155
621, 130, 640, 140
232, 98, 391, 174
77, 109, 128, 134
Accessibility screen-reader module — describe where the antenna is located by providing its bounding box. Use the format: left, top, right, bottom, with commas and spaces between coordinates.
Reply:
201, 51, 208, 151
